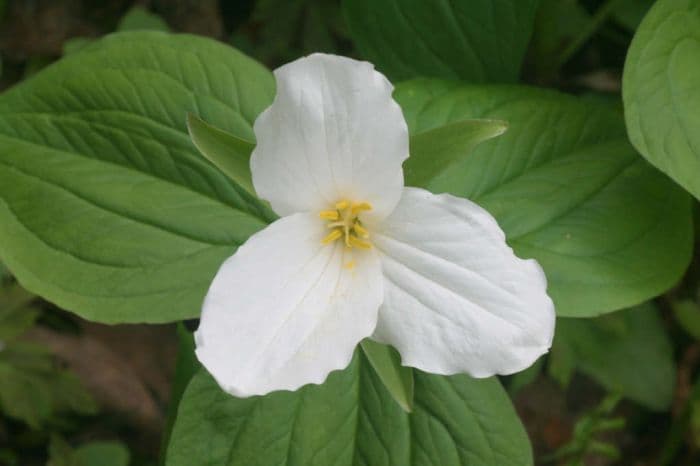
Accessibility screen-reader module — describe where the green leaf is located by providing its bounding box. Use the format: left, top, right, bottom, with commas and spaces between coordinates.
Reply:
342, 0, 540, 83
623, 0, 700, 200
0, 360, 53, 428
186, 114, 257, 199
48, 435, 75, 466
360, 339, 414, 412
160, 325, 200, 464
612, 0, 656, 30
0, 32, 276, 323
74, 442, 130, 466
63, 38, 94, 56
405, 119, 507, 187
672, 299, 700, 340
507, 356, 544, 395
0, 261, 9, 282
118, 6, 170, 32
232, 0, 348, 64
52, 371, 99, 416
0, 341, 97, 427
0, 283, 38, 340
167, 354, 532, 466
48, 436, 130, 466
553, 304, 676, 411
395, 80, 692, 317
530, 0, 591, 78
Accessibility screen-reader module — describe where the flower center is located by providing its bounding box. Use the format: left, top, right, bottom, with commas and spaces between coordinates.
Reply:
319, 200, 372, 249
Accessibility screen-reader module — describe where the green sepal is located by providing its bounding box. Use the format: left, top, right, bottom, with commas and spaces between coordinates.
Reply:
406, 119, 508, 187
187, 113, 257, 198
360, 339, 414, 412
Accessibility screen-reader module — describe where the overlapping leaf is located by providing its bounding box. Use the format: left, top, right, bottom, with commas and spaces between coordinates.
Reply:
623, 0, 700, 200
167, 353, 532, 466
0, 32, 274, 323
342, 0, 540, 83
395, 80, 692, 316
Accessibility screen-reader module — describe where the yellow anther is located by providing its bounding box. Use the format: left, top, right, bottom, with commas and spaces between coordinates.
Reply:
344, 260, 356, 270
319, 210, 339, 220
353, 223, 370, 238
351, 202, 372, 214
321, 229, 343, 244
348, 236, 372, 249
320, 200, 373, 249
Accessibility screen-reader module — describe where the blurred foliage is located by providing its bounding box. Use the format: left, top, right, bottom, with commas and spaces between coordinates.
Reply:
63, 5, 171, 56
117, 5, 170, 32
611, 0, 655, 30
231, 0, 350, 65
47, 435, 129, 466
543, 395, 624, 466
0, 284, 97, 430
0, 272, 103, 465
550, 304, 676, 411
673, 300, 700, 341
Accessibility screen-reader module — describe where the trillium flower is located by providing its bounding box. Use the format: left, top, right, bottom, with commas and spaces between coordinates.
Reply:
195, 53, 555, 397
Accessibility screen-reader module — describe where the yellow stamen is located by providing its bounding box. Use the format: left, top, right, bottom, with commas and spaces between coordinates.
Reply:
344, 260, 356, 270
319, 210, 339, 220
353, 223, 370, 238
348, 236, 372, 249
321, 229, 343, 244
351, 202, 372, 214
319, 200, 374, 249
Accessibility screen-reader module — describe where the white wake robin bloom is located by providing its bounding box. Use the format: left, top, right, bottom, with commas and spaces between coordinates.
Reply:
195, 54, 555, 397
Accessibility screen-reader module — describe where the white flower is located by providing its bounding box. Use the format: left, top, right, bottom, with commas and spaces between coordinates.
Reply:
195, 53, 555, 397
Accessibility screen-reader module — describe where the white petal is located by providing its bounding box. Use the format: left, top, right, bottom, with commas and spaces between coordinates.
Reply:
251, 53, 409, 222
372, 188, 555, 377
195, 213, 383, 397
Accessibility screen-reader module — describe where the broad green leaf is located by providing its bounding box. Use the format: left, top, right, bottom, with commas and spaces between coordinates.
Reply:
623, 0, 700, 200
342, 0, 540, 83
167, 354, 532, 466
395, 80, 692, 317
553, 304, 676, 411
405, 119, 507, 187
118, 6, 170, 32
0, 32, 275, 323
360, 339, 414, 412
186, 114, 257, 198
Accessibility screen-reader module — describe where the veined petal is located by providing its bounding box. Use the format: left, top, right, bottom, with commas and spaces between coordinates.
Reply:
251, 53, 409, 222
372, 188, 555, 377
195, 213, 383, 397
